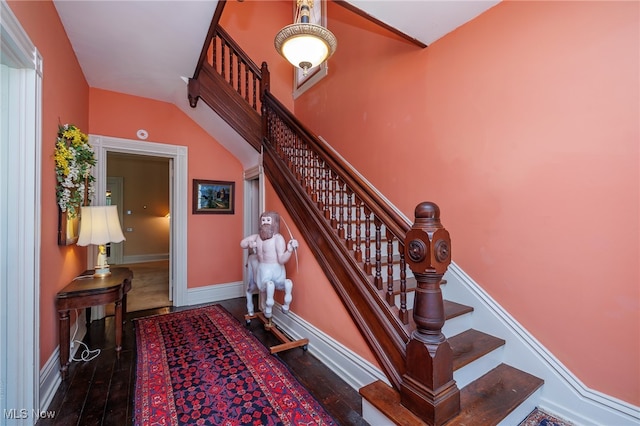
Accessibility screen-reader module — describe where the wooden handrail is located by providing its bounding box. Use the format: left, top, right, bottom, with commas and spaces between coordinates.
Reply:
193, 0, 227, 80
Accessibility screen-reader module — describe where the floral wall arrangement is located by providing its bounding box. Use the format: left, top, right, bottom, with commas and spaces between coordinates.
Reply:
54, 124, 96, 218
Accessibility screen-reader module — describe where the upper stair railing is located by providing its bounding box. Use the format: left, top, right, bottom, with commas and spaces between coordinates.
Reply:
189, 25, 263, 151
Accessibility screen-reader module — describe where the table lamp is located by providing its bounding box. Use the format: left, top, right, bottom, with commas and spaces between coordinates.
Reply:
77, 205, 126, 277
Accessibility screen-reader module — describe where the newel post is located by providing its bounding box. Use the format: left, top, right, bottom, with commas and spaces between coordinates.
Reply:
400, 202, 460, 425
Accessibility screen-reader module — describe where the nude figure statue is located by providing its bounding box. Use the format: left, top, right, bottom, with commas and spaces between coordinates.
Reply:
240, 211, 298, 318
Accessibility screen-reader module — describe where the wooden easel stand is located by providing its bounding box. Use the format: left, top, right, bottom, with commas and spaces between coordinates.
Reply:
245, 312, 309, 354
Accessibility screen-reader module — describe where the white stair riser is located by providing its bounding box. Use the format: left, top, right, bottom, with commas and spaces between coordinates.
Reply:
453, 345, 504, 389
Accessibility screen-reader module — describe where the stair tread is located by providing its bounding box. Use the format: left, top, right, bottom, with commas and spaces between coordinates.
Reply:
360, 364, 543, 426
449, 329, 506, 371
444, 300, 474, 320
360, 380, 425, 426
403, 300, 474, 330
447, 363, 544, 426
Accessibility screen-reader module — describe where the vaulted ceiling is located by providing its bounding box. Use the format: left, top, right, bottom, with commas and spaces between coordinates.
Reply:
53, 0, 499, 166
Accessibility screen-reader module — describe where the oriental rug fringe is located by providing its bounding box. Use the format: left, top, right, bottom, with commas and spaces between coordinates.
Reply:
134, 304, 336, 425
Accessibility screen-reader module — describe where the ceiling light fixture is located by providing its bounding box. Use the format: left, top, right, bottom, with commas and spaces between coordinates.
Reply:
274, 0, 337, 76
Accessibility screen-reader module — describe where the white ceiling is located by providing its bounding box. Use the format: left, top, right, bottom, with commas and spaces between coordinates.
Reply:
53, 0, 498, 167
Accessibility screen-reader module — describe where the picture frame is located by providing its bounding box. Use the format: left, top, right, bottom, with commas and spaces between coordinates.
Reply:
192, 179, 235, 214
292, 0, 329, 99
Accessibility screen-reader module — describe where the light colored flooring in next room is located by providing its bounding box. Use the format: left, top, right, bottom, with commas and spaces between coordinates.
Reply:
106, 260, 170, 315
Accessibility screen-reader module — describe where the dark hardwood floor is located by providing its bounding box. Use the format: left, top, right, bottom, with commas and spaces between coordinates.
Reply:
39, 297, 369, 426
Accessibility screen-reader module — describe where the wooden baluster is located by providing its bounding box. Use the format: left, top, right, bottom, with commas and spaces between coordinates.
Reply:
345, 189, 353, 250
221, 41, 226, 79
296, 139, 303, 182
354, 197, 362, 262
374, 217, 382, 290
324, 170, 332, 220
337, 179, 345, 239
252, 75, 257, 110
400, 202, 459, 425
228, 42, 233, 85
331, 174, 338, 228
319, 166, 327, 211
363, 206, 372, 274
242, 60, 246, 98
386, 229, 394, 305
312, 156, 320, 204
306, 151, 313, 197
399, 243, 409, 324
213, 33, 218, 71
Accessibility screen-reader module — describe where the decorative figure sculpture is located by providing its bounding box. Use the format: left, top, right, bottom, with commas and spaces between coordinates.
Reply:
240, 211, 298, 318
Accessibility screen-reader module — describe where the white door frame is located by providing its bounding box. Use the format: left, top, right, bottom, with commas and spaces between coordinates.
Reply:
242, 163, 264, 298
91, 135, 188, 306
106, 176, 124, 265
0, 1, 42, 418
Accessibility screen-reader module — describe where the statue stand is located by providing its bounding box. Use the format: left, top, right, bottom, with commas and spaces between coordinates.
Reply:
245, 311, 308, 354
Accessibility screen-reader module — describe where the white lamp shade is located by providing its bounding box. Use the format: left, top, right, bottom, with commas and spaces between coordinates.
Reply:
281, 33, 329, 70
275, 23, 337, 72
77, 205, 126, 246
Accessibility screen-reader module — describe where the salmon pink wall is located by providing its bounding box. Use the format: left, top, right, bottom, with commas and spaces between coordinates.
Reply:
263, 180, 378, 365
89, 89, 245, 288
295, 1, 639, 404
221, 0, 295, 111
8, 0, 91, 369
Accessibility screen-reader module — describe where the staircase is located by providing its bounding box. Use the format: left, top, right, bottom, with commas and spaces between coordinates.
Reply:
187, 8, 544, 424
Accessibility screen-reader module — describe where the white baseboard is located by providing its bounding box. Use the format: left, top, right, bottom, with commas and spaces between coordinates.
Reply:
121, 253, 169, 264
39, 316, 87, 412
185, 281, 245, 306
268, 305, 388, 391
39, 349, 61, 413
442, 262, 640, 426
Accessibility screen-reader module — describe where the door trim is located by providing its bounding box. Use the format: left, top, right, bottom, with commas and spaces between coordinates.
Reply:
91, 135, 188, 306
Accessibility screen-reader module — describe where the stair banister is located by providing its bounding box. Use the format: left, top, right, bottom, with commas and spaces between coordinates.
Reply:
193, 23, 462, 420
260, 89, 411, 241
400, 202, 460, 425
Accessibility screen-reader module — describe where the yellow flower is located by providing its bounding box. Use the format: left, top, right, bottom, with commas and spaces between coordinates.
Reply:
54, 141, 71, 175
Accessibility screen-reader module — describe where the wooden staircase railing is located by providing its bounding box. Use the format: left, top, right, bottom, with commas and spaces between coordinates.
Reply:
189, 12, 459, 423
261, 89, 461, 424
189, 14, 551, 424
261, 89, 413, 389
189, 24, 262, 151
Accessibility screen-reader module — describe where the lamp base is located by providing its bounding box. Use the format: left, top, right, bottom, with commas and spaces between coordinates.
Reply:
93, 266, 111, 278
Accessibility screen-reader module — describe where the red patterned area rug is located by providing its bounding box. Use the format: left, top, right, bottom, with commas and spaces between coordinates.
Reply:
134, 304, 336, 425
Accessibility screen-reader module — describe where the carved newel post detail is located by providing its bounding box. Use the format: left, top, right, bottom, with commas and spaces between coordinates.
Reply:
400, 202, 460, 425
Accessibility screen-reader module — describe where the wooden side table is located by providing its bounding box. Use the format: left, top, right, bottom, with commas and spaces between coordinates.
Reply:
56, 267, 133, 380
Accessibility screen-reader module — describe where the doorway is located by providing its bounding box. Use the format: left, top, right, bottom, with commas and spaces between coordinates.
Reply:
107, 152, 171, 311
91, 135, 188, 307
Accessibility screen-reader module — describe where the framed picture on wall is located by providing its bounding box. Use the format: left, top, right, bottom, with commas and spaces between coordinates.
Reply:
192, 179, 235, 214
